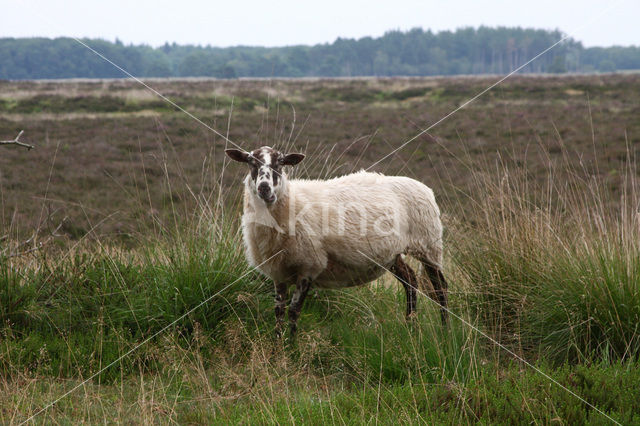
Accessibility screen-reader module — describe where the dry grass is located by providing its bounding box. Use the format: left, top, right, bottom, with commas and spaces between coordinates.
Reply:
1, 74, 638, 246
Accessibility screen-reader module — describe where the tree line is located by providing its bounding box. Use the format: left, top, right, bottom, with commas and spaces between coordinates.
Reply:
1, 27, 639, 80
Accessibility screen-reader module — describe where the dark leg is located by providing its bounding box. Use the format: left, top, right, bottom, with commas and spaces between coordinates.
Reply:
288, 277, 312, 338
274, 282, 288, 339
390, 255, 418, 320
422, 261, 449, 325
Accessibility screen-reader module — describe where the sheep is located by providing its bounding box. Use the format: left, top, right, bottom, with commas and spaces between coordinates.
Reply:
225, 146, 449, 337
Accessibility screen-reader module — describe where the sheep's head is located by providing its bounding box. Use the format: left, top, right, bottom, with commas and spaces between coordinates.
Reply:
225, 146, 305, 205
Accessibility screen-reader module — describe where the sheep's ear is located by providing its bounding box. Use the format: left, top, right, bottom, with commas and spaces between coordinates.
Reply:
280, 153, 305, 166
225, 149, 250, 163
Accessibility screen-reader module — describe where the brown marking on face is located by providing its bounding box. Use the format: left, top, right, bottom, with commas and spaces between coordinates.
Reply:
248, 146, 283, 187
225, 146, 303, 203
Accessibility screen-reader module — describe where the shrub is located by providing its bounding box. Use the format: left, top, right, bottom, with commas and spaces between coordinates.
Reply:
451, 150, 640, 363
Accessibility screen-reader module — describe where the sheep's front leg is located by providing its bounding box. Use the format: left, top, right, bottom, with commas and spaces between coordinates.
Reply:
288, 277, 312, 338
274, 282, 288, 339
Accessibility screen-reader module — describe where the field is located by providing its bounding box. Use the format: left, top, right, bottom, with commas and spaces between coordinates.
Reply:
1, 74, 639, 424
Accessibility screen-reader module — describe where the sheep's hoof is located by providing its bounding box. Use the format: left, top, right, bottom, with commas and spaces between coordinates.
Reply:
406, 312, 418, 322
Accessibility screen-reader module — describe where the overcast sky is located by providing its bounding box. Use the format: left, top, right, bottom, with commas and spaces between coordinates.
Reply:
3, 0, 638, 48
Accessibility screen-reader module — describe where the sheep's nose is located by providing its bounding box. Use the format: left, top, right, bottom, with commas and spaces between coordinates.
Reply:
258, 182, 271, 196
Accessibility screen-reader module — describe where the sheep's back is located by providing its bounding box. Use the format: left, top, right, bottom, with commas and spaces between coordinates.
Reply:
288, 171, 442, 270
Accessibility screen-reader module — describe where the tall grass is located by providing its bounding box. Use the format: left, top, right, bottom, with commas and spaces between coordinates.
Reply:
0, 200, 265, 381
450, 143, 640, 363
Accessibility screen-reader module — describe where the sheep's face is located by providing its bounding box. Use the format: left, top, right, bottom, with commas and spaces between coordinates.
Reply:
225, 146, 305, 205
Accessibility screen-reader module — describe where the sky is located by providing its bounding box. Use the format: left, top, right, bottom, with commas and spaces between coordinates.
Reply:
2, 0, 638, 48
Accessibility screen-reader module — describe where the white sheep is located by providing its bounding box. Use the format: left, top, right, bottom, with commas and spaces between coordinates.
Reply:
226, 146, 449, 337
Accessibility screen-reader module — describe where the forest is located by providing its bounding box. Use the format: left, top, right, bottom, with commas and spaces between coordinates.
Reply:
1, 26, 639, 79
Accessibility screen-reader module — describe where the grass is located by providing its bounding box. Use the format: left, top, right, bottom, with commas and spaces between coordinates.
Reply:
2, 74, 640, 242
0, 94, 261, 115
450, 145, 640, 365
1, 75, 639, 423
1, 212, 258, 382
2, 154, 638, 423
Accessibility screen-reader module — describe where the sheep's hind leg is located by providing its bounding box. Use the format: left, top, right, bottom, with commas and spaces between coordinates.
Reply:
390, 255, 418, 321
274, 282, 288, 339
288, 277, 312, 338
421, 261, 449, 326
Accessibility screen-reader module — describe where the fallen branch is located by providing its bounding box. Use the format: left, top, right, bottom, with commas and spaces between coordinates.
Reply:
0, 130, 34, 150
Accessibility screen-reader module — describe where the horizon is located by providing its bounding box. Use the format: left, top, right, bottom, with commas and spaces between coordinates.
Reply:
3, 24, 638, 50
3, 0, 637, 49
